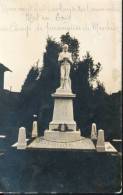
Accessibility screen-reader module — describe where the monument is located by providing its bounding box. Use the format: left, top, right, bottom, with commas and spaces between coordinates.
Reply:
44, 44, 81, 142
15, 44, 117, 153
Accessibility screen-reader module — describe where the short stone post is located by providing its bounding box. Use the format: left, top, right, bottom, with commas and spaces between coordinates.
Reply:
32, 115, 38, 138
91, 123, 97, 141
96, 129, 105, 152
17, 127, 27, 150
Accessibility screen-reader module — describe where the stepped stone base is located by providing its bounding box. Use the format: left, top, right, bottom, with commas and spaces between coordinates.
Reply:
27, 136, 96, 150
44, 129, 81, 142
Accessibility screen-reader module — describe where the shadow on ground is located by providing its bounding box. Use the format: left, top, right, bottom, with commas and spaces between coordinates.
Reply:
0, 147, 121, 193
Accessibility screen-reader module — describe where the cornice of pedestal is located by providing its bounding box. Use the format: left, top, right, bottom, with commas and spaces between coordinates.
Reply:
52, 92, 76, 98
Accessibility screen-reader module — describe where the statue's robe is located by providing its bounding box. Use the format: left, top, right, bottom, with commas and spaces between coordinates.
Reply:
58, 51, 73, 91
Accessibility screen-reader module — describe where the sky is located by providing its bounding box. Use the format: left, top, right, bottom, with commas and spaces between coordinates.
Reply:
0, 0, 122, 94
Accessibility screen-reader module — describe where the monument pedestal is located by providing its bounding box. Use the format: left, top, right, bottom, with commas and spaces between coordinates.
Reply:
44, 89, 81, 142
44, 130, 81, 142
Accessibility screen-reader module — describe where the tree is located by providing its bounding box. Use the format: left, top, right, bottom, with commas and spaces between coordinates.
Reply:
21, 63, 39, 99
41, 37, 61, 92
60, 32, 79, 62
70, 51, 102, 135
19, 62, 40, 135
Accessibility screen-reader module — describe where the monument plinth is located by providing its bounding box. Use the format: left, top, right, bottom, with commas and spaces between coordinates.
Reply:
49, 92, 76, 131
44, 89, 81, 142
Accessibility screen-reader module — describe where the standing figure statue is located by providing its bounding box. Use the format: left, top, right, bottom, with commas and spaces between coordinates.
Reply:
57, 44, 73, 92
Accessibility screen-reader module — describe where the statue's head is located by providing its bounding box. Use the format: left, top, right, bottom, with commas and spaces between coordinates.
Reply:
63, 44, 68, 52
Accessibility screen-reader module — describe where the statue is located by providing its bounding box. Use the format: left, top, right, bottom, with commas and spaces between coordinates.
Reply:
57, 44, 73, 92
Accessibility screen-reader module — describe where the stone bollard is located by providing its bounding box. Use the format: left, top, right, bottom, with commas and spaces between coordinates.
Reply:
32, 120, 38, 138
96, 129, 105, 152
32, 115, 38, 138
17, 127, 27, 150
91, 123, 97, 141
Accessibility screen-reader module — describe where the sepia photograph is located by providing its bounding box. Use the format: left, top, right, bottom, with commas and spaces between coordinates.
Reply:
0, 0, 122, 194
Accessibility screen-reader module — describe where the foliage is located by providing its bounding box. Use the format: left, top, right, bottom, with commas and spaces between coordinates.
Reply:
21, 65, 39, 99
60, 32, 79, 57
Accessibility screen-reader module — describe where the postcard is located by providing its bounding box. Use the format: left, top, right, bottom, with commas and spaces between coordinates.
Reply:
0, 0, 122, 194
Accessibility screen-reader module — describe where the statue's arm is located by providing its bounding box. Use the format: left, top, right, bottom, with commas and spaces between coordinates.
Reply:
58, 52, 73, 64
65, 54, 73, 65
58, 53, 64, 63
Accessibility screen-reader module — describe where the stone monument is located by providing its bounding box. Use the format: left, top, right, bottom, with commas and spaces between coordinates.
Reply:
17, 127, 27, 149
15, 43, 117, 152
91, 123, 97, 141
32, 115, 38, 138
96, 129, 105, 152
44, 44, 81, 142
